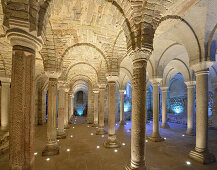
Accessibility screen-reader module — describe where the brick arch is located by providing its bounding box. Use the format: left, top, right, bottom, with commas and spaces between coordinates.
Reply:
156, 15, 201, 61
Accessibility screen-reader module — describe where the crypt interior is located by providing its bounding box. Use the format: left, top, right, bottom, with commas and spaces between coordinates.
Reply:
0, 0, 217, 169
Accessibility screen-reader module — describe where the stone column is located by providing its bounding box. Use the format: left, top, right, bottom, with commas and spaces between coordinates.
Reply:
87, 84, 94, 124
92, 90, 99, 127
189, 69, 216, 164
160, 87, 170, 129
119, 90, 126, 125
57, 84, 66, 139
96, 84, 107, 135
148, 79, 164, 142
42, 74, 60, 156
64, 87, 70, 129
104, 76, 121, 148
126, 50, 150, 170
38, 88, 47, 125
68, 94, 72, 124
1, 78, 10, 130
71, 95, 74, 118
7, 29, 42, 169
185, 81, 196, 136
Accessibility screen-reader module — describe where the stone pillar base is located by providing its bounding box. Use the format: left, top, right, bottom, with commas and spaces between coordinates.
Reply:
96, 127, 107, 135
147, 136, 164, 142
92, 123, 98, 127
42, 143, 60, 156
185, 128, 195, 136
57, 131, 66, 139
104, 135, 121, 148
119, 120, 126, 125
1, 126, 9, 132
189, 148, 216, 164
64, 124, 70, 129
160, 123, 170, 129
87, 117, 93, 124
125, 162, 146, 170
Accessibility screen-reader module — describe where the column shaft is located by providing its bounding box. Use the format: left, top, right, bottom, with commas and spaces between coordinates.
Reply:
160, 88, 169, 129
87, 85, 94, 124
119, 90, 126, 125
1, 81, 10, 129
104, 80, 120, 148
186, 84, 195, 135
38, 89, 47, 125
9, 45, 35, 169
148, 82, 164, 142
189, 70, 216, 164
92, 91, 99, 127
64, 91, 70, 129
42, 78, 59, 156
57, 87, 66, 139
68, 95, 72, 124
128, 59, 146, 169
96, 86, 107, 135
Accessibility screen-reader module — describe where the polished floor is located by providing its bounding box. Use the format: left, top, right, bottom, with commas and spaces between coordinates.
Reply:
0, 116, 217, 170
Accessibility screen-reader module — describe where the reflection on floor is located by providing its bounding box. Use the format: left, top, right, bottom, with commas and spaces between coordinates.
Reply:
0, 116, 217, 170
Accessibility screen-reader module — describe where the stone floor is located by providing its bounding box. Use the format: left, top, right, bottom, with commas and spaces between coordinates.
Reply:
0, 116, 217, 170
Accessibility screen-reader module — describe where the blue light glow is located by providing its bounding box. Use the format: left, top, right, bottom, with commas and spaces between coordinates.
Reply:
172, 106, 183, 114
124, 101, 131, 112
76, 104, 86, 116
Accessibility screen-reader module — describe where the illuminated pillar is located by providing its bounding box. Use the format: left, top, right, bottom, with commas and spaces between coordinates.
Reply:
119, 90, 126, 125
71, 95, 74, 118
185, 81, 195, 136
64, 87, 70, 129
148, 79, 164, 142
87, 84, 94, 124
1, 78, 10, 130
57, 84, 66, 139
7, 29, 43, 169
189, 69, 216, 164
42, 74, 60, 156
160, 86, 170, 129
38, 88, 47, 125
104, 76, 121, 148
126, 50, 150, 170
92, 89, 99, 127
96, 84, 107, 135
68, 94, 72, 124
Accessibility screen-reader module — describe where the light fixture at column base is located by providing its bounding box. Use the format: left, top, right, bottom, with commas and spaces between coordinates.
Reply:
119, 120, 126, 125
125, 162, 146, 170
160, 123, 170, 129
64, 124, 70, 129
96, 128, 107, 135
189, 148, 216, 164
147, 136, 165, 142
42, 143, 60, 156
57, 131, 66, 139
103, 135, 121, 148
185, 129, 195, 136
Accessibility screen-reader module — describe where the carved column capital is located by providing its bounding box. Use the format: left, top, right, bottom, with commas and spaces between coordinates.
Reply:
45, 71, 61, 79
119, 90, 126, 94
6, 28, 43, 51
160, 86, 168, 92
129, 48, 152, 63
150, 78, 162, 86
93, 89, 99, 94
185, 81, 196, 88
106, 75, 118, 82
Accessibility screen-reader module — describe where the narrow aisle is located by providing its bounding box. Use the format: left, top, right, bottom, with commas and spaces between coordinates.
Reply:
35, 116, 131, 170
